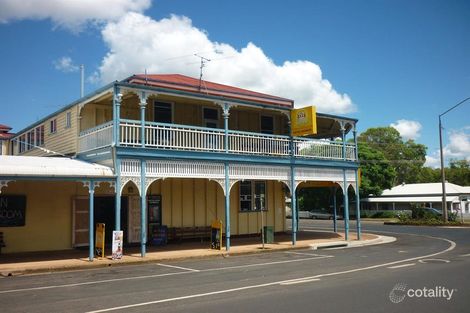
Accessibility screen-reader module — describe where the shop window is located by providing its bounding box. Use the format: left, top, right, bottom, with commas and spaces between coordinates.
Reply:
261, 115, 274, 134
239, 181, 267, 212
154, 101, 173, 123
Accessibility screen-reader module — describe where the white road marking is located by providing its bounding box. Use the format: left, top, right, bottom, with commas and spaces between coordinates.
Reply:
418, 258, 450, 264
387, 263, 416, 269
86, 235, 457, 313
284, 251, 331, 257
460, 253, 470, 257
86, 280, 289, 313
205, 256, 334, 271
280, 278, 321, 285
0, 271, 191, 294
156, 263, 200, 272
0, 256, 331, 294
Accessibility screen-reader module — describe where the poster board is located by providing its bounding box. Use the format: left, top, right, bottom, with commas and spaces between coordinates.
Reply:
112, 230, 123, 260
291, 106, 317, 137
210, 219, 223, 250
0, 195, 26, 227
95, 223, 105, 258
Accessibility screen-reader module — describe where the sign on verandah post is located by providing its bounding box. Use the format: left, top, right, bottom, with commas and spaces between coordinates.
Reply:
112, 230, 124, 260
95, 223, 105, 258
291, 106, 317, 137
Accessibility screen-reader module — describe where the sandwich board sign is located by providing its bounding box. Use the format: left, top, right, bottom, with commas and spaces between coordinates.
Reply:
211, 219, 223, 250
112, 230, 124, 260
95, 223, 105, 258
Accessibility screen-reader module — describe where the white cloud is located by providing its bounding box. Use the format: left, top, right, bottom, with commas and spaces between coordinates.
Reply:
0, 0, 151, 31
96, 13, 355, 113
425, 127, 470, 167
444, 129, 470, 160
390, 119, 422, 141
54, 56, 79, 73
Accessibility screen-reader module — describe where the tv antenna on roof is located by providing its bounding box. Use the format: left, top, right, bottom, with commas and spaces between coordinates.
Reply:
194, 54, 211, 90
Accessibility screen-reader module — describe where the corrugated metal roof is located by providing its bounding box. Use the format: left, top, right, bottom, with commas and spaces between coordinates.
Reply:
364, 196, 461, 203
125, 74, 294, 108
381, 182, 468, 196
0, 156, 114, 178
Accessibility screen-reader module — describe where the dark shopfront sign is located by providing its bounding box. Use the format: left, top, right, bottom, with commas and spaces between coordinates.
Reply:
0, 196, 26, 227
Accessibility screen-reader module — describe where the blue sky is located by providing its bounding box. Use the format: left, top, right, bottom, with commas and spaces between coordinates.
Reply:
0, 0, 469, 166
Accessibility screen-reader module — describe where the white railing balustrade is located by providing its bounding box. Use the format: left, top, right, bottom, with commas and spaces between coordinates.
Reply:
228, 131, 290, 156
78, 121, 113, 152
79, 120, 357, 161
120, 120, 142, 146
141, 122, 225, 152
293, 139, 356, 161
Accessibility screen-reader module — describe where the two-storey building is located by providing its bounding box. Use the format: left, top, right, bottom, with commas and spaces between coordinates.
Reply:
0, 74, 361, 260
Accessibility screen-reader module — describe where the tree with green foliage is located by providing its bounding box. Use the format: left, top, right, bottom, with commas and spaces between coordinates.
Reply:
358, 127, 427, 185
416, 166, 440, 183
357, 142, 396, 197
447, 159, 470, 186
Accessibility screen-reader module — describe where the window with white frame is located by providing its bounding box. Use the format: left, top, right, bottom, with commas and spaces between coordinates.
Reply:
35, 125, 44, 146
19, 134, 26, 153
50, 119, 57, 134
239, 181, 267, 212
65, 112, 72, 128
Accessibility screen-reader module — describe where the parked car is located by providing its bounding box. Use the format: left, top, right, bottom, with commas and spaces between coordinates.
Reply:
310, 210, 334, 219
298, 210, 313, 219
423, 207, 443, 217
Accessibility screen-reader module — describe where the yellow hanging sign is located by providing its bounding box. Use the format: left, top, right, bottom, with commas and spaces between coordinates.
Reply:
95, 223, 105, 258
291, 106, 317, 137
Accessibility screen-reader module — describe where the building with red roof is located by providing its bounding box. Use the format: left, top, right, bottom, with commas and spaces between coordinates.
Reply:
0, 124, 14, 155
1, 73, 360, 258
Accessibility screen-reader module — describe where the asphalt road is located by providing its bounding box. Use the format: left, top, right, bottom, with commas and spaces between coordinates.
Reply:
1, 220, 469, 313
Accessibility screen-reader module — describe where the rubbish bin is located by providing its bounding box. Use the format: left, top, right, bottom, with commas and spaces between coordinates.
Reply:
263, 226, 274, 244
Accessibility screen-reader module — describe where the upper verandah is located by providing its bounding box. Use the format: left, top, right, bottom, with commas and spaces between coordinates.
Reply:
10, 73, 358, 161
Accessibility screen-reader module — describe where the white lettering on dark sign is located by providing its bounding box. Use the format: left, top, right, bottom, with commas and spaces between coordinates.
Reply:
0, 196, 26, 227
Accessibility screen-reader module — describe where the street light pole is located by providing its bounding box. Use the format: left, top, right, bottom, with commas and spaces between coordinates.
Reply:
439, 97, 470, 222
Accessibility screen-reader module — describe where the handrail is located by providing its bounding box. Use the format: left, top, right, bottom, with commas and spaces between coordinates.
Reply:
79, 120, 113, 136
80, 120, 357, 161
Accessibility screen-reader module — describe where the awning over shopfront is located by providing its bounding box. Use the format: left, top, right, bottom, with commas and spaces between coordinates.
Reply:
0, 156, 114, 179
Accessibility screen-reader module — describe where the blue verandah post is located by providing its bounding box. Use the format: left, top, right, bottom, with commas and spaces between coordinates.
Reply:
88, 180, 95, 261
343, 169, 349, 241
355, 169, 361, 240
115, 158, 121, 231
140, 159, 147, 256
140, 91, 146, 148
333, 186, 338, 233
224, 162, 230, 251
291, 165, 297, 245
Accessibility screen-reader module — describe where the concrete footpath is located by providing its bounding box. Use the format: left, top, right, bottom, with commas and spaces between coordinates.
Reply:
0, 231, 393, 276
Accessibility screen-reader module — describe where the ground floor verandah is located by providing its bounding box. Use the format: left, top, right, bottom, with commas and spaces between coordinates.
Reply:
0, 230, 375, 276
0, 156, 362, 261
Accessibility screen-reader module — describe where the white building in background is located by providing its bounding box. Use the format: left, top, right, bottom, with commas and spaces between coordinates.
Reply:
364, 182, 470, 213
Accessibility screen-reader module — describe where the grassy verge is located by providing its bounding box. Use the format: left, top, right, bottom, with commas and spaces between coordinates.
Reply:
384, 220, 470, 227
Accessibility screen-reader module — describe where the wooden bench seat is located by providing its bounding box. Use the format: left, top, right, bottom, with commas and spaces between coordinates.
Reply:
167, 226, 211, 242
